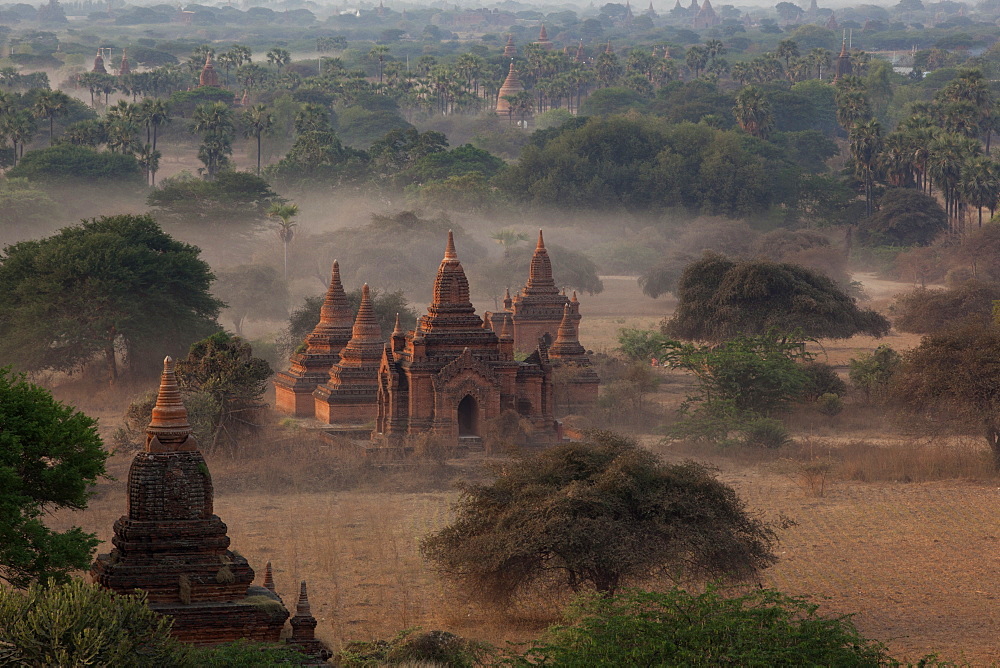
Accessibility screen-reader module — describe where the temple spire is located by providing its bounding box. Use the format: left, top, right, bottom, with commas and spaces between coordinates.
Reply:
263, 561, 275, 592
146, 356, 192, 451
316, 260, 354, 332
351, 284, 381, 342
524, 229, 558, 296
444, 229, 457, 260
295, 580, 311, 616
392, 312, 402, 337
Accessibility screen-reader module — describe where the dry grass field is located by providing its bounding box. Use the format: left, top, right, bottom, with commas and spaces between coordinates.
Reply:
44, 272, 1000, 665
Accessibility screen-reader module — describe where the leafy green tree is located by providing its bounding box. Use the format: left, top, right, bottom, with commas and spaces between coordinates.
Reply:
893, 325, 1000, 468
664, 254, 890, 342
616, 328, 673, 362
862, 188, 948, 246
0, 215, 221, 383
175, 332, 271, 450
0, 579, 178, 664
511, 586, 892, 666
848, 344, 900, 404
0, 177, 58, 236
0, 369, 107, 588
421, 431, 777, 600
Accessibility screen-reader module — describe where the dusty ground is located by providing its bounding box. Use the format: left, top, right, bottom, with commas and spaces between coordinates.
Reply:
45, 273, 1000, 665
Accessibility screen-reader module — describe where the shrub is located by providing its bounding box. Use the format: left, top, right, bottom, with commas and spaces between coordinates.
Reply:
816, 393, 844, 416
799, 361, 848, 401
848, 345, 901, 404
183, 640, 312, 666
0, 579, 179, 666
892, 280, 1000, 334
507, 587, 893, 666
740, 417, 791, 449
335, 628, 491, 667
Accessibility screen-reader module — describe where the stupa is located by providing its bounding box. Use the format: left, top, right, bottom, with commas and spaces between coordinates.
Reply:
313, 283, 385, 423
548, 301, 600, 410
535, 24, 553, 50
91, 357, 288, 645
119, 48, 130, 76
199, 52, 219, 87
92, 49, 107, 73
833, 34, 852, 80
495, 61, 524, 115
503, 33, 517, 57
287, 581, 332, 661
274, 260, 354, 417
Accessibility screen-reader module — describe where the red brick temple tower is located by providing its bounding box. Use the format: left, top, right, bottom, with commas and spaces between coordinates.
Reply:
376, 232, 558, 445
313, 283, 384, 423
287, 581, 332, 661
535, 24, 554, 50
118, 48, 131, 76
495, 61, 524, 115
274, 260, 354, 417
91, 357, 288, 645
488, 230, 569, 353
92, 49, 107, 73
199, 53, 219, 87
503, 34, 517, 57
548, 301, 600, 411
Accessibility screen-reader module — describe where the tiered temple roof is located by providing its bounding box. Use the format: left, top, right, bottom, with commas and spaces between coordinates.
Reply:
313, 283, 385, 423
503, 34, 517, 57
274, 260, 354, 417
91, 357, 287, 645
536, 24, 553, 50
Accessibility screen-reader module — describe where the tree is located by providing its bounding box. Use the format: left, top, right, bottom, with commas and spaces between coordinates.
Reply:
0, 369, 108, 588
664, 254, 890, 342
893, 325, 1000, 469
268, 203, 299, 281
849, 118, 882, 217
32, 89, 70, 146
893, 281, 1000, 334
175, 332, 271, 450
733, 86, 773, 139
862, 188, 947, 246
616, 328, 673, 362
240, 104, 274, 176
265, 47, 291, 69
191, 102, 235, 178
0, 580, 177, 664
0, 215, 222, 383
420, 431, 777, 600
490, 229, 528, 259
368, 45, 390, 83
514, 587, 892, 666
213, 265, 289, 336
776, 39, 800, 68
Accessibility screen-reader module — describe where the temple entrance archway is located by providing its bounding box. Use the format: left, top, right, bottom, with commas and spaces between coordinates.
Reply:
457, 395, 479, 437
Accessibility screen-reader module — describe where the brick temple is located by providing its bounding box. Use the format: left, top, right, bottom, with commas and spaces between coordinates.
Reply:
313, 283, 384, 423
91, 357, 289, 645
274, 260, 353, 417
374, 231, 560, 444
275, 229, 598, 440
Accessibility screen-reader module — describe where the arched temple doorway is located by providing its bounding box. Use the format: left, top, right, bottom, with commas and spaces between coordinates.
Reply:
457, 395, 479, 437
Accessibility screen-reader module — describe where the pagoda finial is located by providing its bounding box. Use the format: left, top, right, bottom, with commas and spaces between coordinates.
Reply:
444, 229, 458, 260
392, 312, 402, 336
263, 561, 275, 592
295, 580, 311, 616
572, 290, 578, 302
536, 228, 545, 250
315, 259, 353, 331
500, 314, 512, 339
146, 356, 191, 451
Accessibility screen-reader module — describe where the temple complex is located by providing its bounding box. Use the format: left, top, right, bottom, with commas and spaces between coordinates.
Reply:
693, 0, 720, 28
313, 283, 385, 424
375, 232, 560, 444
495, 62, 524, 115
91, 357, 288, 645
274, 261, 354, 417
199, 53, 219, 87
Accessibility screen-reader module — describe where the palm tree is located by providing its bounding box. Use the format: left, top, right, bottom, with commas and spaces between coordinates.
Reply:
807, 48, 831, 79
145, 98, 170, 152
136, 143, 161, 186
191, 102, 235, 178
105, 119, 139, 155
776, 39, 799, 69
266, 47, 291, 69
240, 104, 274, 176
733, 86, 773, 139
1, 111, 36, 166
368, 45, 390, 83
959, 156, 998, 228
704, 39, 727, 62
491, 229, 529, 259
33, 89, 70, 145
268, 203, 299, 280
685, 46, 708, 78
217, 51, 237, 87
850, 118, 883, 217
928, 132, 977, 230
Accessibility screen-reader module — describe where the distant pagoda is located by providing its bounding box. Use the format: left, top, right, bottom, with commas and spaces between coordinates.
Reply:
92, 49, 107, 73
495, 61, 524, 115
199, 52, 219, 87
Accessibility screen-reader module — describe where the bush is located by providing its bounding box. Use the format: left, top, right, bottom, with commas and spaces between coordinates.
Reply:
335, 628, 491, 667
848, 345, 901, 404
507, 587, 893, 666
0, 579, 179, 667
799, 361, 848, 401
892, 280, 1000, 334
183, 640, 312, 666
740, 417, 791, 449
816, 393, 844, 416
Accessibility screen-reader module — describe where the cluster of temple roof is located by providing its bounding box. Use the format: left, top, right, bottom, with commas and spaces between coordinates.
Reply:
275, 230, 599, 444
